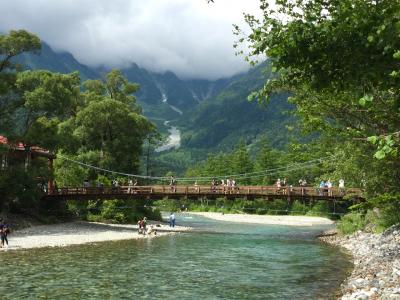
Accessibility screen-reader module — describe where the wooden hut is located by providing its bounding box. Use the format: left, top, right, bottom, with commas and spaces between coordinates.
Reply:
0, 136, 56, 192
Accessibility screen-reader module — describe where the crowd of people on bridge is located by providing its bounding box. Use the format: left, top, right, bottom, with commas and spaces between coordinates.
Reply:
211, 178, 239, 194
168, 175, 346, 196
274, 177, 345, 196
50, 175, 347, 197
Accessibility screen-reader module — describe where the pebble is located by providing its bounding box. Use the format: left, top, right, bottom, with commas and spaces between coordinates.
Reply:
320, 224, 400, 299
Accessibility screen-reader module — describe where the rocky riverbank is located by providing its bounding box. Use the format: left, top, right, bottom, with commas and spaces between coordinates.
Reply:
319, 224, 400, 299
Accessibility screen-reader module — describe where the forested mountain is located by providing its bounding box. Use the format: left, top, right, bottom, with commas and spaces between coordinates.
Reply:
177, 62, 294, 151
15, 41, 294, 169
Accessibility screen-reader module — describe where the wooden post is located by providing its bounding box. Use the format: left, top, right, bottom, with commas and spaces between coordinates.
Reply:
24, 145, 31, 171
47, 158, 54, 194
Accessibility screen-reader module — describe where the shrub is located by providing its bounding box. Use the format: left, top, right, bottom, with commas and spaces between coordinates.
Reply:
368, 193, 400, 230
306, 201, 331, 217
346, 193, 400, 233
86, 213, 102, 222
337, 212, 366, 234
290, 201, 309, 215
265, 199, 289, 215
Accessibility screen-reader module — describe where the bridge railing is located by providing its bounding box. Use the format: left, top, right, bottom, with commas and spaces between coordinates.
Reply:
49, 185, 363, 199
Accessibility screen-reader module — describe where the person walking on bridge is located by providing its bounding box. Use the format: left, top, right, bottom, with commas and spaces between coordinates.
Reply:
170, 176, 177, 193
299, 178, 307, 195
127, 179, 133, 194
326, 179, 333, 196
221, 179, 226, 194
339, 178, 345, 195
276, 178, 281, 193
319, 180, 325, 196
211, 178, 217, 193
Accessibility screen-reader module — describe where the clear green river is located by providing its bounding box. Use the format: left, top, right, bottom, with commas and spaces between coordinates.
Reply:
0, 214, 351, 299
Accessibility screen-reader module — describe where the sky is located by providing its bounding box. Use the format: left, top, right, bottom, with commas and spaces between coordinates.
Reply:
0, 0, 263, 80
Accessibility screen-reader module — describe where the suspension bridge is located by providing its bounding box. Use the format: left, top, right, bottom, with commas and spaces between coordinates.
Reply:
42, 185, 363, 202
41, 154, 364, 203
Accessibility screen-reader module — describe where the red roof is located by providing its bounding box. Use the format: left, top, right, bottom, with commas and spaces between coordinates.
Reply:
0, 135, 25, 150
0, 135, 55, 158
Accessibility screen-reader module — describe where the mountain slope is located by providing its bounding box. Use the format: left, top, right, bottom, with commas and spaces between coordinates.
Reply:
16, 42, 99, 81
176, 62, 294, 151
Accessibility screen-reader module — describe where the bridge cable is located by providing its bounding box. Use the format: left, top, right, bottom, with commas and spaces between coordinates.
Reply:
56, 154, 336, 182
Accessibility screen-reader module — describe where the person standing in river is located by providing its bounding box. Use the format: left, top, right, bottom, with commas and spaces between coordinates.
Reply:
169, 212, 176, 227
142, 217, 147, 234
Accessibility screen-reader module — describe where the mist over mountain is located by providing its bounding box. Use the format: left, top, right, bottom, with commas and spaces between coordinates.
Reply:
16, 42, 99, 81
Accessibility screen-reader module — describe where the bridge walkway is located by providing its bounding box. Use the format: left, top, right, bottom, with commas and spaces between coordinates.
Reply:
42, 185, 363, 201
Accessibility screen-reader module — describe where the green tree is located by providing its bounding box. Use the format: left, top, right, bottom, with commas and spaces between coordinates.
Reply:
0, 29, 40, 73
231, 142, 253, 184
240, 0, 400, 161
57, 70, 155, 181
238, 0, 400, 192
14, 70, 80, 149
0, 30, 81, 213
253, 137, 279, 184
234, 0, 400, 228
0, 30, 41, 137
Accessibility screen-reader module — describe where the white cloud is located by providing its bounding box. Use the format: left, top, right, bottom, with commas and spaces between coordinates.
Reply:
0, 0, 263, 79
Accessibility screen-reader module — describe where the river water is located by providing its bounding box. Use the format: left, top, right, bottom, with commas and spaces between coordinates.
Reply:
0, 214, 351, 299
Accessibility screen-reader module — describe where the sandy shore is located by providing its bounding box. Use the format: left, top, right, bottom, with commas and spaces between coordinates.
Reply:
1, 221, 191, 251
188, 212, 334, 226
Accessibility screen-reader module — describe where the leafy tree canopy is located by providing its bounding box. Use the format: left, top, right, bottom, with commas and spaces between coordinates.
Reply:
238, 0, 400, 160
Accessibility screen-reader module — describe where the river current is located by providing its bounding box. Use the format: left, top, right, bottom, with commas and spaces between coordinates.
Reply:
0, 214, 351, 299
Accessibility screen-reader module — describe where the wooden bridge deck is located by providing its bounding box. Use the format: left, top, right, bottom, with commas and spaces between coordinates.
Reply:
42, 185, 363, 201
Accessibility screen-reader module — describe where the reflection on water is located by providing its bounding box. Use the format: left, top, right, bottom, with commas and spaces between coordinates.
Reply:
0, 214, 351, 299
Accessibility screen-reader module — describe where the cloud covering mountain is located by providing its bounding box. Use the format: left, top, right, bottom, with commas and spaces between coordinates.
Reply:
1, 0, 262, 79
